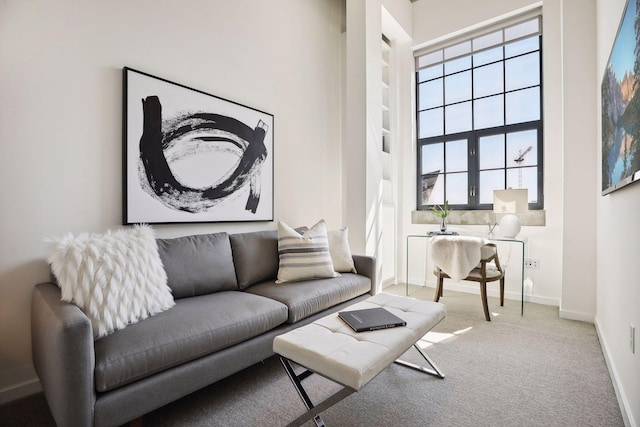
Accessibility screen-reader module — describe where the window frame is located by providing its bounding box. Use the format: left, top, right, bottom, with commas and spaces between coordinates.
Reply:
415, 18, 544, 211
416, 121, 544, 211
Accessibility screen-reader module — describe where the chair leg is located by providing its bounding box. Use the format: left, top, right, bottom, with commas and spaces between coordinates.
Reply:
434, 275, 443, 302
480, 282, 491, 321
500, 278, 505, 307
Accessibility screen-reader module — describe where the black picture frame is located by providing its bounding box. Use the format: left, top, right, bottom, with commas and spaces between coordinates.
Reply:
602, 0, 640, 195
123, 67, 274, 223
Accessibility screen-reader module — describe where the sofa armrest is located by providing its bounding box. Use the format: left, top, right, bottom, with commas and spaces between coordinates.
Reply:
31, 282, 95, 427
352, 255, 376, 294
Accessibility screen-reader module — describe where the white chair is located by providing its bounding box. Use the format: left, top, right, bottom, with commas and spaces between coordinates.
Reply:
432, 239, 505, 321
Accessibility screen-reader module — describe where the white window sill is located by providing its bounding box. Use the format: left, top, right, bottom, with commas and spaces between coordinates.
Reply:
411, 210, 546, 226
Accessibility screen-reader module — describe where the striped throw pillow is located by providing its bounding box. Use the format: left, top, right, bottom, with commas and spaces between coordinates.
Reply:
276, 220, 339, 283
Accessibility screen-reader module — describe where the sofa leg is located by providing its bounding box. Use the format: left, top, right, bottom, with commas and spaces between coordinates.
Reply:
129, 417, 144, 427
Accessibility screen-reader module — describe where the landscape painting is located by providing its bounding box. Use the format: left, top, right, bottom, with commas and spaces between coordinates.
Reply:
602, 0, 640, 194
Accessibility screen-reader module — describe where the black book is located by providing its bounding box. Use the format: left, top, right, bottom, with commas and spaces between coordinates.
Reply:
338, 307, 406, 332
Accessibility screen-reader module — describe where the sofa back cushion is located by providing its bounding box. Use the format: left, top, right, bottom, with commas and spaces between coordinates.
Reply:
229, 230, 280, 290
157, 232, 238, 298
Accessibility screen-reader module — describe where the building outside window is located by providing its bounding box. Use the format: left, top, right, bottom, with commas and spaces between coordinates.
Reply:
415, 17, 543, 211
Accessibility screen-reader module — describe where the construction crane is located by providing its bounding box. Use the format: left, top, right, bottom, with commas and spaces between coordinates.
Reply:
514, 146, 532, 188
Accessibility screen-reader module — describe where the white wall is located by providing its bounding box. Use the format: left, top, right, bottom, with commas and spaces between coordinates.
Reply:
408, 0, 637, 423
344, 0, 412, 293
2, 1, 635, 421
379, 4, 413, 286
412, 0, 536, 47
344, 0, 369, 256
344, 0, 383, 263
561, 0, 598, 321
405, 0, 575, 312
596, 0, 640, 424
381, 6, 415, 292
0, 0, 347, 402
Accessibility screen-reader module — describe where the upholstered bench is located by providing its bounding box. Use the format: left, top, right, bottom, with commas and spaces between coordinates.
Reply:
273, 293, 447, 426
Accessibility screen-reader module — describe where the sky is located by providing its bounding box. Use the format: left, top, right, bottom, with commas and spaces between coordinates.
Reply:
609, 0, 637, 79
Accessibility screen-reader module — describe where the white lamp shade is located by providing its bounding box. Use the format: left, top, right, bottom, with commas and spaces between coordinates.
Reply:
493, 189, 529, 213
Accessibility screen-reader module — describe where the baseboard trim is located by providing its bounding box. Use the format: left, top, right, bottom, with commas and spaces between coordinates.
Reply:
0, 378, 42, 405
522, 294, 558, 306
594, 316, 636, 427
382, 277, 395, 288
413, 281, 559, 307
559, 309, 594, 323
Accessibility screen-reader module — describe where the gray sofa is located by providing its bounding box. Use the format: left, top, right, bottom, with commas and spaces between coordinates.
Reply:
31, 229, 375, 427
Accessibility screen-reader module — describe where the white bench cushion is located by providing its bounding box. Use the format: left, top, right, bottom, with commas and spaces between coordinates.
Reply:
273, 293, 446, 390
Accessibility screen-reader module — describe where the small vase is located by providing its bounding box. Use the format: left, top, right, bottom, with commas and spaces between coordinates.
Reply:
440, 217, 447, 233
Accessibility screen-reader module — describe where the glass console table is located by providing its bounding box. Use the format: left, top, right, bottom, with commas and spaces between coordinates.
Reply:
406, 234, 527, 315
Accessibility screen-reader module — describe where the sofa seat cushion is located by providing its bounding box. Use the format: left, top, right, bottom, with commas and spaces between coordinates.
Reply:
94, 291, 288, 392
246, 273, 371, 323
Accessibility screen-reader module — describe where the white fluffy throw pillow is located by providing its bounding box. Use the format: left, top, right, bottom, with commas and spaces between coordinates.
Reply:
276, 219, 339, 283
47, 224, 174, 339
328, 228, 357, 273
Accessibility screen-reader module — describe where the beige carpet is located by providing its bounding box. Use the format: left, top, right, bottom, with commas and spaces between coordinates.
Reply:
0, 285, 624, 426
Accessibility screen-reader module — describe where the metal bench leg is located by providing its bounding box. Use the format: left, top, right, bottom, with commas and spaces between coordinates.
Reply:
394, 343, 445, 379
279, 356, 355, 427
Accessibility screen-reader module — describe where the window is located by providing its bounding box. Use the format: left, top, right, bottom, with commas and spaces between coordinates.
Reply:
415, 17, 543, 210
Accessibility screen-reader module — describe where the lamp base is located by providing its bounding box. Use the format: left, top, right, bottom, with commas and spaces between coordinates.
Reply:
499, 214, 521, 238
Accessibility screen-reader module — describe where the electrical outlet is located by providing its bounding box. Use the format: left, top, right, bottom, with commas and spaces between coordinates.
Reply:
524, 258, 540, 269
631, 325, 636, 354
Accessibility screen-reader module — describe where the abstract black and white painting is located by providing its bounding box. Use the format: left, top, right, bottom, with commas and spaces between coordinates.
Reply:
123, 67, 273, 223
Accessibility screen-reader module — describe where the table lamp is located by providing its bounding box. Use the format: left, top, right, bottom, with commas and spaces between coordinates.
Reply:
493, 189, 528, 238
